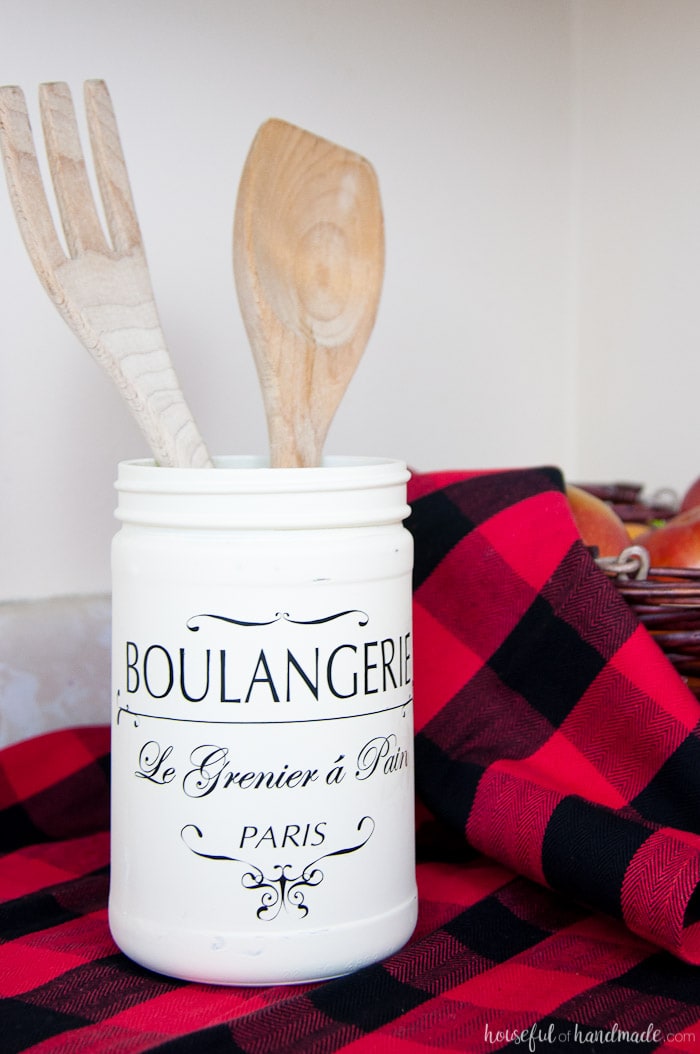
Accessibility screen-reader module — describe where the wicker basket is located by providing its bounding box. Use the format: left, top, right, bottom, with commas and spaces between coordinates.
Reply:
574, 482, 700, 699
597, 546, 700, 701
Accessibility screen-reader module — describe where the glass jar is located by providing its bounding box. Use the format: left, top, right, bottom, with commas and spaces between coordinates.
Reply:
109, 455, 416, 985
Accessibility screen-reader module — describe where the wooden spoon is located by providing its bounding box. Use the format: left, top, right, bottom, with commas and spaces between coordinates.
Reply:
233, 119, 384, 468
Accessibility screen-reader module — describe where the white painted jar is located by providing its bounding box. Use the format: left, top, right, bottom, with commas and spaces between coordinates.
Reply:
109, 455, 417, 985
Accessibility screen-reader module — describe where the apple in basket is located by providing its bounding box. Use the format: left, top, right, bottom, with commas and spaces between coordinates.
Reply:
635, 506, 700, 569
565, 484, 630, 558
680, 476, 700, 513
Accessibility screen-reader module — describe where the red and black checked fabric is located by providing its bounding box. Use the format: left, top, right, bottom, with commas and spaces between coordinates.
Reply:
3, 466, 700, 1053
410, 466, 700, 965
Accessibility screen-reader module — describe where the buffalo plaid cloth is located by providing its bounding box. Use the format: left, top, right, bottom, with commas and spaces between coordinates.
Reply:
3, 466, 700, 1053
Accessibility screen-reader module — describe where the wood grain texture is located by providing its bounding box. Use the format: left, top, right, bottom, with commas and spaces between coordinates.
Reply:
0, 80, 211, 468
234, 118, 384, 468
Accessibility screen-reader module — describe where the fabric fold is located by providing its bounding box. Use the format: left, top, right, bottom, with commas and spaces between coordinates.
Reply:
408, 466, 700, 962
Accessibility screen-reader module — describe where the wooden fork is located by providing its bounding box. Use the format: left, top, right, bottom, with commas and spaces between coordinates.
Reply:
0, 80, 212, 468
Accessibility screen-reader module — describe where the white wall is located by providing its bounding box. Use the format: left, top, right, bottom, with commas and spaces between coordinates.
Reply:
574, 0, 700, 498
2, 0, 696, 602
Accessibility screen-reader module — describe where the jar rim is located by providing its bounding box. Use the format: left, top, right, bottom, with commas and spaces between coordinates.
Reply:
116, 455, 410, 496
114, 455, 411, 529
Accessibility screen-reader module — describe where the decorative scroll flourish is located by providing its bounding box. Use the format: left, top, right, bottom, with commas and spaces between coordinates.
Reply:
180, 816, 375, 921
186, 610, 369, 632
115, 692, 140, 727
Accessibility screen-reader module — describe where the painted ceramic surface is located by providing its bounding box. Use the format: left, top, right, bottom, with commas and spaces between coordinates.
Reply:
109, 457, 417, 984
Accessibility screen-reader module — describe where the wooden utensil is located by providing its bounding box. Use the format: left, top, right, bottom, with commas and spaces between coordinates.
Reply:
0, 80, 212, 468
233, 118, 384, 468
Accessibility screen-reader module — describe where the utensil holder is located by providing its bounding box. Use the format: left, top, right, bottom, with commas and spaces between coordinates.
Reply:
109, 455, 417, 985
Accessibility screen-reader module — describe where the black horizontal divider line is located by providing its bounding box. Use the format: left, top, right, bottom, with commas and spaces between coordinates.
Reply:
116, 696, 413, 727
